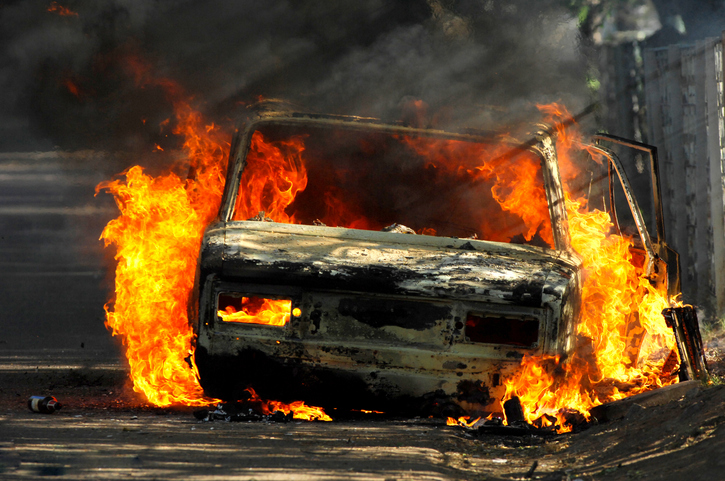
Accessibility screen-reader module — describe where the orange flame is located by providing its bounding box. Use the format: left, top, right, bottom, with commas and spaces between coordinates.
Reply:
97, 57, 329, 420
232, 132, 308, 222
501, 104, 676, 432
401, 137, 553, 244
245, 388, 332, 421
48, 2, 78, 16
446, 416, 482, 427
218, 298, 292, 326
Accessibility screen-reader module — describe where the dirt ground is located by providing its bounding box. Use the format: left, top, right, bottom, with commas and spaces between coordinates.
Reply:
1, 345, 725, 481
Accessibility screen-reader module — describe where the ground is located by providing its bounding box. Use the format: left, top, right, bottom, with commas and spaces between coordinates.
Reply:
1, 347, 724, 480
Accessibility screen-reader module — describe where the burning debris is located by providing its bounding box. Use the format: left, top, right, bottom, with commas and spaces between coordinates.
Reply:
663, 306, 709, 382
193, 388, 330, 423
194, 404, 294, 423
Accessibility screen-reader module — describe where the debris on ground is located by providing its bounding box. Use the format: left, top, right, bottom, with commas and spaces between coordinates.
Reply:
193, 403, 293, 423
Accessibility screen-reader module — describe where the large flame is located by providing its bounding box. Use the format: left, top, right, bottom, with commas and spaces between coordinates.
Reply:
401, 137, 553, 244
500, 105, 677, 432
97, 58, 330, 420
232, 132, 308, 222
97, 92, 227, 406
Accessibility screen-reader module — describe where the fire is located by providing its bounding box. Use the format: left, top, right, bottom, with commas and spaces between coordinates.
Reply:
97, 58, 330, 421
218, 297, 292, 326
500, 198, 674, 431
401, 137, 553, 245
47, 1, 78, 16
447, 416, 482, 427
246, 388, 332, 422
500, 105, 676, 432
98, 56, 676, 427
232, 132, 308, 223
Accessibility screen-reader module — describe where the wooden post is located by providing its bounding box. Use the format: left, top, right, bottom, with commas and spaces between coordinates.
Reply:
643, 47, 667, 231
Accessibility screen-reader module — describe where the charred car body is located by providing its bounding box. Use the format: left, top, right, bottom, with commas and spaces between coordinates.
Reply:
191, 101, 680, 416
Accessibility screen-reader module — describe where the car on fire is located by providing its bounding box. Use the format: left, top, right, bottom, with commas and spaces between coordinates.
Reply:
191, 100, 681, 417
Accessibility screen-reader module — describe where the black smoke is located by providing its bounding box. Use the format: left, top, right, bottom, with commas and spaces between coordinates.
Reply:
0, 0, 591, 152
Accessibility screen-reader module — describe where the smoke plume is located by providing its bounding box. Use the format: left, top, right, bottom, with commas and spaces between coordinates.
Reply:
0, 0, 590, 152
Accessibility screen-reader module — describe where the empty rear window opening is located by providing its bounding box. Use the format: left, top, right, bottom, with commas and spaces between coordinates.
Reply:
465, 313, 539, 347
232, 124, 554, 248
217, 293, 292, 326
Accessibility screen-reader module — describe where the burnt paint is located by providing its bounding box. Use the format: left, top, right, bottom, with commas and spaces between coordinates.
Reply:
236, 259, 409, 296
337, 297, 449, 330
222, 255, 563, 307
505, 282, 544, 306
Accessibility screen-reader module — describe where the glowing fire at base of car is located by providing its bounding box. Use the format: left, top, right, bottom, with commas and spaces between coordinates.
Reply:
447, 416, 483, 428
97, 58, 677, 428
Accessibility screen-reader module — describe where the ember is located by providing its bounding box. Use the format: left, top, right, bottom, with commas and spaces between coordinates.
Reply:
63, 79, 81, 98
194, 387, 331, 422
47, 1, 78, 16
447, 416, 482, 428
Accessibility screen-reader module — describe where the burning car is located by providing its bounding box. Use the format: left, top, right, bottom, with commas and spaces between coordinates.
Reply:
191, 100, 680, 417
